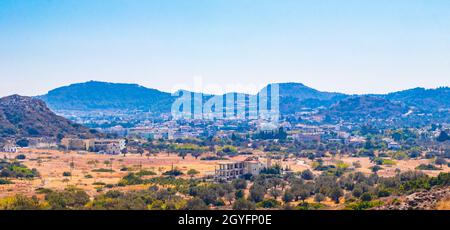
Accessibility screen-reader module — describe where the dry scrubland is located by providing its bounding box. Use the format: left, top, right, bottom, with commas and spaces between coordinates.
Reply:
1, 148, 448, 200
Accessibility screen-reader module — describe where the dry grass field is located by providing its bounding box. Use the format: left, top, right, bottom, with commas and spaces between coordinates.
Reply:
0, 148, 252, 198
1, 148, 449, 199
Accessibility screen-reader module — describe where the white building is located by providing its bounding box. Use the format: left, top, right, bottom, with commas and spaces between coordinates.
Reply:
388, 141, 401, 150
89, 139, 126, 154
2, 144, 18, 153
215, 160, 266, 181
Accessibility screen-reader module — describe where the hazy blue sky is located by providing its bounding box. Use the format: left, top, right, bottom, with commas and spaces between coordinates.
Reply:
1, 0, 450, 96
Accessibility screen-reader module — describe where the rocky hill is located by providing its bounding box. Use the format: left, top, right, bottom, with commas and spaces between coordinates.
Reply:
0, 95, 98, 139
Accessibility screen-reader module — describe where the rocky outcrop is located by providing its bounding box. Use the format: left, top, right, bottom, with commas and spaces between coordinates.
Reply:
0, 95, 100, 139
375, 187, 450, 210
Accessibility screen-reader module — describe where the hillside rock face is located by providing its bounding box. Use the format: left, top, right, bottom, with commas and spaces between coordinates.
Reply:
0, 95, 97, 139
375, 187, 450, 210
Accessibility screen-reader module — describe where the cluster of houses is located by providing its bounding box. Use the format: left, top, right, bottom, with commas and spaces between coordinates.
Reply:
0, 137, 126, 155
60, 138, 126, 155
127, 120, 207, 140
1, 142, 18, 153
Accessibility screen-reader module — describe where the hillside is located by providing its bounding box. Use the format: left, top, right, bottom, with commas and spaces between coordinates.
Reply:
38, 81, 350, 115
0, 95, 98, 139
269, 83, 348, 114
38, 81, 174, 113
276, 82, 346, 100
36, 81, 449, 123
383, 87, 450, 111
323, 95, 409, 123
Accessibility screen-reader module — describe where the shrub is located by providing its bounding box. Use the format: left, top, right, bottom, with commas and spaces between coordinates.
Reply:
0, 195, 45, 210
0, 161, 39, 178
301, 170, 314, 180
232, 199, 256, 210
45, 187, 90, 210
187, 169, 200, 177
185, 198, 209, 210
415, 164, 440, 171
200, 156, 229, 161
92, 182, 106, 186
382, 159, 397, 165
136, 170, 157, 177
352, 161, 362, 168
260, 165, 282, 175
162, 169, 183, 177
105, 184, 114, 188
282, 190, 294, 203
0, 178, 13, 185
231, 179, 247, 190
92, 168, 115, 173
15, 154, 26, 160
370, 165, 383, 173
435, 157, 447, 167
256, 199, 280, 209
235, 190, 245, 199
15, 139, 29, 147
118, 173, 144, 186
377, 189, 391, 198
314, 193, 326, 203
296, 202, 325, 210
360, 193, 372, 202
345, 200, 384, 210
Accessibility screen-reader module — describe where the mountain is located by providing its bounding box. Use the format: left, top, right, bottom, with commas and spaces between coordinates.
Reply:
37, 81, 448, 123
323, 95, 409, 123
276, 82, 346, 100
0, 95, 98, 139
38, 81, 174, 113
39, 81, 349, 115
383, 87, 450, 111
265, 83, 348, 114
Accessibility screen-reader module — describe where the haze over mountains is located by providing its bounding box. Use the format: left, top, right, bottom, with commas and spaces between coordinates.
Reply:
37, 80, 449, 115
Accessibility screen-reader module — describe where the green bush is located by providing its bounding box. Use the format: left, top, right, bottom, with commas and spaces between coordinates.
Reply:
162, 169, 183, 177
296, 202, 325, 210
415, 164, 440, 171
136, 170, 157, 177
118, 173, 144, 186
256, 199, 280, 208
0, 161, 39, 178
0, 178, 13, 184
92, 168, 115, 173
345, 200, 384, 210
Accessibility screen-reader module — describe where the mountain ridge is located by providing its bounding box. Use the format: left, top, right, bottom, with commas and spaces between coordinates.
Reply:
35, 81, 449, 122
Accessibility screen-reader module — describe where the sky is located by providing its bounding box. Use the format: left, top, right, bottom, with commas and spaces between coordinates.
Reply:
0, 0, 450, 97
